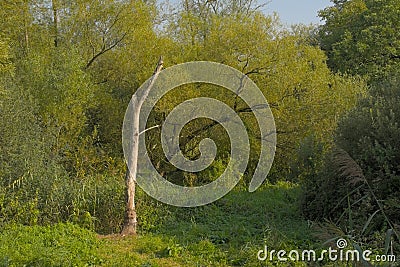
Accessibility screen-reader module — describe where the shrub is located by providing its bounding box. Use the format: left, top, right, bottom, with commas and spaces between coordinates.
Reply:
335, 75, 400, 227
0, 80, 127, 233
301, 74, 400, 249
289, 134, 325, 183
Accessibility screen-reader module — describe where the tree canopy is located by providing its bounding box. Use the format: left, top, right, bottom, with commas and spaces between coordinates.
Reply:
319, 0, 400, 82
0, 0, 366, 231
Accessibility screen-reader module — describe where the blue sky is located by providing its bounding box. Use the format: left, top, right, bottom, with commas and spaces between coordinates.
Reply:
165, 0, 333, 25
264, 0, 333, 25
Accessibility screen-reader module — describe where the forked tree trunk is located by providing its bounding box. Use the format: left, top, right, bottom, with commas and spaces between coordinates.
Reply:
121, 57, 163, 236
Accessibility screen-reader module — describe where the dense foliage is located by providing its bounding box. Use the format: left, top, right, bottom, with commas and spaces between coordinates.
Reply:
0, 0, 366, 232
300, 75, 400, 252
1, 0, 398, 265
300, 0, 400, 254
319, 0, 400, 81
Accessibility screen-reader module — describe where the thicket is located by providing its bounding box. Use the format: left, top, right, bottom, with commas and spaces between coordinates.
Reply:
300, 0, 400, 253
0, 0, 366, 234
1, 0, 398, 264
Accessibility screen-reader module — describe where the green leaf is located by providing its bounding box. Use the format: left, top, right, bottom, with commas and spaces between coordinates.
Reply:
384, 229, 393, 255
353, 243, 372, 267
361, 209, 380, 235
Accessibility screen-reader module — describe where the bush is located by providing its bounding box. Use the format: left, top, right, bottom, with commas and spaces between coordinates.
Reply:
289, 134, 325, 183
301, 74, 400, 247
335, 75, 400, 226
0, 80, 67, 226
336, 77, 400, 204
0, 79, 127, 233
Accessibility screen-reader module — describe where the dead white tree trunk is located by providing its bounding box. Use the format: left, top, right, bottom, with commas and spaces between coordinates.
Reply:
51, 0, 59, 47
121, 57, 163, 236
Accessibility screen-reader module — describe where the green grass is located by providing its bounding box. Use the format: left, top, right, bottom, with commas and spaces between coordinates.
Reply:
0, 181, 320, 266
0, 223, 101, 266
151, 181, 314, 266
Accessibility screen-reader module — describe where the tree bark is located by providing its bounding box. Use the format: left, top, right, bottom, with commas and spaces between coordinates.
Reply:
121, 57, 163, 236
23, 0, 29, 53
52, 0, 59, 47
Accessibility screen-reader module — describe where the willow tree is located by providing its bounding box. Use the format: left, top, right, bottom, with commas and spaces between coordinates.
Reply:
159, 5, 367, 178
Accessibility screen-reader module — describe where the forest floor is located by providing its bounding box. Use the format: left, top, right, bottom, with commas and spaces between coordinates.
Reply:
96, 181, 319, 266
1, 181, 351, 266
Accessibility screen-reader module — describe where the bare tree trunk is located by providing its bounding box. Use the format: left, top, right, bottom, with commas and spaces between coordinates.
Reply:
121, 57, 163, 236
121, 167, 138, 235
23, 0, 29, 53
52, 0, 59, 47
121, 94, 140, 236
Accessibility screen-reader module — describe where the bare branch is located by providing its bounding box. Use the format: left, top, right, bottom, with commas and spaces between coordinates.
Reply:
139, 125, 160, 136
85, 32, 127, 69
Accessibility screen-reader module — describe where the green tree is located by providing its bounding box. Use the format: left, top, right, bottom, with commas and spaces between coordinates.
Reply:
0, 40, 13, 74
0, 0, 370, 234
0, 0, 33, 54
161, 8, 367, 178
0, 41, 69, 225
15, 48, 99, 177
319, 0, 400, 81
